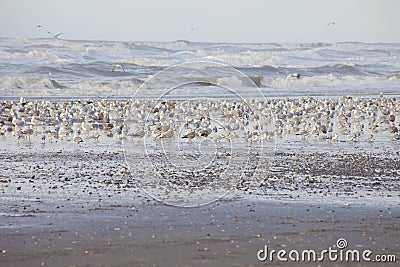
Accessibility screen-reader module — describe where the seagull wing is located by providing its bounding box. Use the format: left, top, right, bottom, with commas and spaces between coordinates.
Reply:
112, 64, 125, 72
54, 33, 63, 38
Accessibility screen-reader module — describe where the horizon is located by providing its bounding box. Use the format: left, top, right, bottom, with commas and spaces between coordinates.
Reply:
1, 36, 400, 45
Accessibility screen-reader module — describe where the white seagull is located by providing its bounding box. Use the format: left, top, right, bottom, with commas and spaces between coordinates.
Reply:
48, 31, 63, 39
112, 64, 126, 72
73, 134, 84, 144
286, 73, 301, 80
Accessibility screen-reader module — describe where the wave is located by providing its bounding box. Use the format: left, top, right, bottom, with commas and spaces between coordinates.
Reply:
0, 50, 61, 60
0, 38, 399, 98
192, 73, 400, 89
2, 71, 399, 92
169, 73, 400, 89
0, 77, 53, 89
387, 73, 400, 80
264, 74, 400, 88
0, 76, 140, 93
203, 52, 285, 67
23, 60, 393, 83
1, 74, 399, 99
305, 63, 367, 76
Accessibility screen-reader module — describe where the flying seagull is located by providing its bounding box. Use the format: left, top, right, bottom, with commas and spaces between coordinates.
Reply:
35, 24, 43, 28
48, 31, 63, 39
112, 64, 126, 72
286, 73, 301, 79
328, 22, 336, 26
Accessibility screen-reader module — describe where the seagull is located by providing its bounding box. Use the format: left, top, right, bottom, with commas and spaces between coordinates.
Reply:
128, 128, 145, 138
73, 134, 84, 144
199, 128, 211, 137
21, 128, 34, 142
286, 73, 301, 79
48, 31, 63, 39
31, 116, 43, 128
328, 22, 336, 26
35, 24, 43, 28
182, 131, 196, 142
94, 133, 100, 141
112, 64, 126, 72
160, 129, 174, 139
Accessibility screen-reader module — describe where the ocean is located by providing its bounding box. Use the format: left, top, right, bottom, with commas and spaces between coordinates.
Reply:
1, 37, 399, 98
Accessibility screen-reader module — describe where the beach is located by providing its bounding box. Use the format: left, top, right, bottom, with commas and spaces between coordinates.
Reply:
0, 123, 399, 266
1, 176, 399, 266
0, 38, 400, 266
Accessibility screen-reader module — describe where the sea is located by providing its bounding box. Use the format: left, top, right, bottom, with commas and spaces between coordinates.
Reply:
0, 37, 399, 99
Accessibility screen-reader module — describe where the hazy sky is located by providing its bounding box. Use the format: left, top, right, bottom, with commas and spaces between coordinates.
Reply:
0, 0, 399, 43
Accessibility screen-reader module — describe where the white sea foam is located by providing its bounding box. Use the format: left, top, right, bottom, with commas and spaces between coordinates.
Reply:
0, 76, 53, 89
0, 50, 60, 60
204, 51, 284, 67
0, 38, 399, 98
267, 74, 400, 88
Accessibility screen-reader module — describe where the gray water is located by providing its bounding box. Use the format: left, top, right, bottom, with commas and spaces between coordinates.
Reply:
1, 37, 399, 98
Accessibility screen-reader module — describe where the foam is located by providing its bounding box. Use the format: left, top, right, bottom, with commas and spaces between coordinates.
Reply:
0, 50, 60, 60
266, 74, 400, 88
0, 76, 139, 97
204, 51, 284, 67
0, 77, 53, 89
0, 38, 399, 98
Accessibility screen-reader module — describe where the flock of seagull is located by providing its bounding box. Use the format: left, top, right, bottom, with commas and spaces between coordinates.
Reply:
0, 95, 399, 146
35, 24, 63, 39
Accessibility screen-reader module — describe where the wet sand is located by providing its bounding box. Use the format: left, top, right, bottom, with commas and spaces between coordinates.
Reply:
0, 146, 399, 266
1, 194, 399, 267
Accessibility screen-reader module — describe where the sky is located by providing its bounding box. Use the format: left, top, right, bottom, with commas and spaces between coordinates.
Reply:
0, 0, 399, 43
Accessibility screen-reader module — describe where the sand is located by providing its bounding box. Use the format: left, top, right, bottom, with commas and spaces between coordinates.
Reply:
1, 197, 399, 267
0, 140, 399, 266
